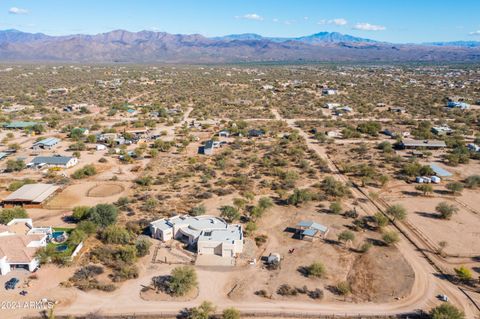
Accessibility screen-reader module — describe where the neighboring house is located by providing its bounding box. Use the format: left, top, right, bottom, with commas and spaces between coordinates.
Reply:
467, 143, 480, 152
429, 163, 453, 178
150, 215, 243, 258
322, 88, 337, 95
201, 140, 215, 155
30, 156, 78, 168
2, 184, 60, 208
32, 137, 61, 150
446, 96, 470, 109
389, 107, 407, 113
324, 103, 341, 110
0, 218, 51, 275
326, 130, 343, 138
431, 125, 453, 136
248, 129, 265, 138
3, 121, 42, 130
399, 139, 447, 149
218, 130, 230, 138
296, 220, 329, 241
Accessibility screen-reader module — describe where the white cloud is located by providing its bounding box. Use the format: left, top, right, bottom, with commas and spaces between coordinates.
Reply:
9, 7, 28, 15
317, 18, 348, 26
238, 13, 263, 21
469, 30, 480, 36
331, 18, 347, 26
303, 16, 309, 20
353, 22, 386, 31
272, 18, 279, 23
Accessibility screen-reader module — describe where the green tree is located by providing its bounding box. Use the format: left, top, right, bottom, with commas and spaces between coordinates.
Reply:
338, 230, 355, 245
415, 184, 433, 196
329, 201, 342, 214
373, 212, 389, 228
0, 207, 28, 224
168, 266, 198, 296
89, 204, 118, 227
219, 205, 240, 222
5, 159, 26, 172
222, 307, 240, 319
189, 301, 215, 319
100, 225, 131, 244
454, 266, 472, 282
306, 261, 326, 278
72, 206, 90, 222
287, 188, 312, 206
430, 303, 465, 319
435, 202, 459, 220
382, 230, 400, 246
135, 238, 152, 257
386, 204, 407, 222
446, 182, 464, 195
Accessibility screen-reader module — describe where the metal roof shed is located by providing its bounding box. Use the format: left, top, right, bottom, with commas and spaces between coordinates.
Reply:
3, 184, 60, 205
429, 164, 453, 177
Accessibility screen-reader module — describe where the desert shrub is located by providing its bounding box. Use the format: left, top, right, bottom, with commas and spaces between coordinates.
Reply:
89, 204, 118, 227
277, 284, 297, 296
71, 164, 97, 179
100, 225, 131, 244
382, 230, 400, 246
308, 288, 324, 299
222, 307, 240, 319
305, 261, 326, 278
430, 303, 465, 319
8, 178, 35, 191
135, 238, 152, 257
336, 281, 351, 295
0, 207, 28, 224
435, 202, 459, 220
167, 266, 197, 296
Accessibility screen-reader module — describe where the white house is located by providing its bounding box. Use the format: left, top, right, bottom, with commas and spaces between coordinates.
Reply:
0, 219, 50, 275
150, 215, 243, 257
30, 156, 78, 169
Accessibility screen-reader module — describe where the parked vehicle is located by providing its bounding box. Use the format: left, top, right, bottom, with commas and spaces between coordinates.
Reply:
5, 277, 19, 290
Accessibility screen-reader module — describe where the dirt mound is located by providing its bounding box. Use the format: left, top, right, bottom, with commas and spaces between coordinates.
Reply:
347, 247, 415, 303
87, 183, 125, 197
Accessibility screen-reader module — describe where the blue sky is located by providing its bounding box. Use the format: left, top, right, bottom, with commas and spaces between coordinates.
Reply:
1, 0, 480, 43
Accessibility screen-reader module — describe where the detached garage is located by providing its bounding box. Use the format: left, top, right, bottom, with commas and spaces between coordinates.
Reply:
2, 183, 60, 208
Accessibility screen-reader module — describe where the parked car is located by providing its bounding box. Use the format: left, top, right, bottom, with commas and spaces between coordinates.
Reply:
5, 277, 19, 290
437, 294, 449, 302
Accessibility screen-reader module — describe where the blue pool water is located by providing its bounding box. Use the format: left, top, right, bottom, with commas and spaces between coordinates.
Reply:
52, 231, 65, 239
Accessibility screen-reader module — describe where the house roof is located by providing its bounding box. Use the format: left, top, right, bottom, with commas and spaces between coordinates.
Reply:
204, 140, 214, 149
3, 121, 41, 129
0, 234, 44, 263
401, 139, 446, 148
297, 220, 329, 233
429, 164, 453, 177
33, 137, 61, 147
302, 229, 318, 237
3, 184, 60, 203
31, 156, 74, 165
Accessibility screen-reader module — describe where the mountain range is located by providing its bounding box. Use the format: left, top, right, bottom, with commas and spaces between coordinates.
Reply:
0, 29, 479, 63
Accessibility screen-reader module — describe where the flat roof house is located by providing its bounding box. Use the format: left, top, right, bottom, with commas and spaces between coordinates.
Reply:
3, 121, 42, 130
399, 139, 447, 149
296, 220, 329, 241
30, 155, 78, 168
202, 140, 214, 155
150, 215, 243, 258
32, 137, 61, 150
431, 125, 453, 136
2, 184, 60, 207
0, 218, 50, 275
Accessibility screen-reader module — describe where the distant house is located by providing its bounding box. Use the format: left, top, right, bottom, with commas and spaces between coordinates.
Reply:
248, 129, 265, 138
30, 155, 78, 168
326, 130, 343, 138
324, 103, 341, 110
446, 96, 470, 109
431, 125, 453, 136
3, 121, 42, 130
467, 143, 480, 152
32, 137, 61, 150
218, 130, 230, 138
389, 107, 407, 114
202, 140, 214, 155
0, 218, 51, 275
2, 184, 60, 208
322, 88, 337, 96
296, 220, 329, 241
399, 139, 446, 149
